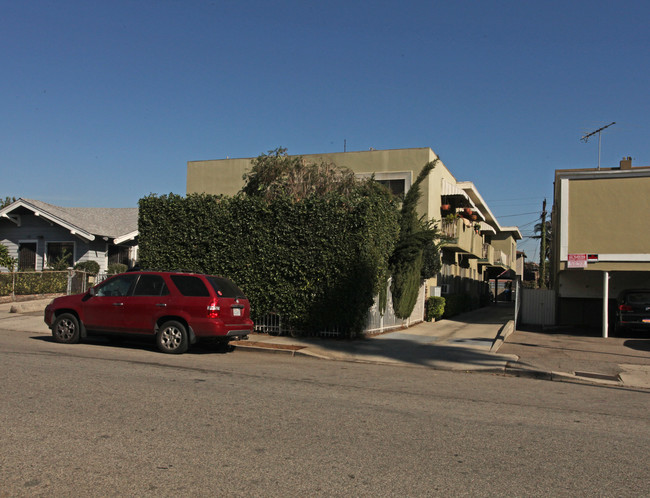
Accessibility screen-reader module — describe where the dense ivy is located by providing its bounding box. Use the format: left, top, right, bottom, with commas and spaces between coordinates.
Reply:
138, 188, 398, 337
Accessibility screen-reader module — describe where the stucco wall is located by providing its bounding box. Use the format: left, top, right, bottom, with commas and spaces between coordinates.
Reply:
568, 176, 650, 254
187, 148, 457, 222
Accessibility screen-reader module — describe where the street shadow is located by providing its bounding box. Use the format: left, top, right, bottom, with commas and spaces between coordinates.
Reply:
624, 339, 650, 352
443, 302, 515, 325
30, 334, 234, 355
292, 335, 513, 369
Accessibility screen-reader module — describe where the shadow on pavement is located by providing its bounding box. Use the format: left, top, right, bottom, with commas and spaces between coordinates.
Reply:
292, 335, 514, 370
624, 339, 650, 352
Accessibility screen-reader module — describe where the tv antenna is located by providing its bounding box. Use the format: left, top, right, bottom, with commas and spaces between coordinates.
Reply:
581, 121, 615, 170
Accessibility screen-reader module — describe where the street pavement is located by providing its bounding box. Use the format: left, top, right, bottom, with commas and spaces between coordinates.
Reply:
2, 297, 649, 389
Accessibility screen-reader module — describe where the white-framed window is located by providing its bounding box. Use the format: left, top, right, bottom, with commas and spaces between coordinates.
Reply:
357, 171, 412, 197
45, 241, 75, 269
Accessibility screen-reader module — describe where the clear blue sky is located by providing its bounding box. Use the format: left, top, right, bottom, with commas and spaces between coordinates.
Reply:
2, 0, 649, 258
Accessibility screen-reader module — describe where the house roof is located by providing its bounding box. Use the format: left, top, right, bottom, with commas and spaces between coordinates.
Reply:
0, 198, 138, 242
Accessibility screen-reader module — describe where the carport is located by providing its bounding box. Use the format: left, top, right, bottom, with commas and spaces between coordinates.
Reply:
557, 268, 650, 337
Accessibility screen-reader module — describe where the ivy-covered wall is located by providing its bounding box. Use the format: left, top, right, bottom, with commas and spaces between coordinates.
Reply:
138, 192, 399, 336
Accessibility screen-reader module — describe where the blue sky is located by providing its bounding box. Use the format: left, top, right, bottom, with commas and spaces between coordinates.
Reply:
2, 0, 649, 258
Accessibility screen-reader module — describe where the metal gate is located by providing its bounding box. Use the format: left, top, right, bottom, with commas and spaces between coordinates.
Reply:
519, 288, 556, 326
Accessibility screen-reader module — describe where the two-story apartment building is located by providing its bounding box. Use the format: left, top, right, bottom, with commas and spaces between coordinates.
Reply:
552, 157, 650, 335
187, 147, 521, 302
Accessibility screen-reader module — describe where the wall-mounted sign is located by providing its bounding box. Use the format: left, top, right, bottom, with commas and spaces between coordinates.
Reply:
568, 253, 588, 268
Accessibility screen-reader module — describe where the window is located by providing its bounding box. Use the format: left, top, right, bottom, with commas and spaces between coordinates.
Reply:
170, 275, 210, 296
46, 242, 74, 269
377, 179, 406, 197
18, 243, 37, 271
108, 245, 130, 266
206, 276, 246, 299
133, 274, 169, 296
96, 274, 138, 297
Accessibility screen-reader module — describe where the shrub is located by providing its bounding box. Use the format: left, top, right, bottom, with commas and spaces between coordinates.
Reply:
442, 293, 472, 318
107, 263, 128, 275
0, 244, 15, 271
74, 261, 100, 274
13, 271, 67, 295
425, 296, 445, 322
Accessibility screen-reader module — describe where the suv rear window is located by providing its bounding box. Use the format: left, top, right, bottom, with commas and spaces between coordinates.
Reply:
206, 276, 246, 299
626, 292, 650, 305
170, 275, 210, 297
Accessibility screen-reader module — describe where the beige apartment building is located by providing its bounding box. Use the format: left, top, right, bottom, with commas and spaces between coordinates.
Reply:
187, 147, 521, 301
552, 157, 650, 334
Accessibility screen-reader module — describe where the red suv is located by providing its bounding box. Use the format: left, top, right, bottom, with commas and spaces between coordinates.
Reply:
44, 271, 253, 354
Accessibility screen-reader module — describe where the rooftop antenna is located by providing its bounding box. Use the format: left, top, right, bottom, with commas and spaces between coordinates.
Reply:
581, 121, 615, 170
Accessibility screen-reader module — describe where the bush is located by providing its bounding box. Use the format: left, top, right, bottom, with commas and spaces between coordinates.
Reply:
74, 261, 100, 274
425, 296, 445, 321
0, 244, 15, 270
442, 293, 472, 318
13, 271, 67, 295
107, 263, 128, 275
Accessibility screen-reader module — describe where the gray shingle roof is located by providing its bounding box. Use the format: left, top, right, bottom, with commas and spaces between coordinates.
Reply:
20, 199, 138, 238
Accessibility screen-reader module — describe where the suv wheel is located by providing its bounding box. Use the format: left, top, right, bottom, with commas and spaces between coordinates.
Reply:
157, 320, 188, 354
52, 313, 81, 344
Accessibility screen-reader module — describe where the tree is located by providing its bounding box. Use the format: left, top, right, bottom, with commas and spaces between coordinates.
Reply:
241, 147, 358, 200
389, 160, 441, 319
0, 244, 15, 270
1, 196, 16, 209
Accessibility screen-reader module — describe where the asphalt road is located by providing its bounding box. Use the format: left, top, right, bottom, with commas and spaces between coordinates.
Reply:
1, 327, 649, 496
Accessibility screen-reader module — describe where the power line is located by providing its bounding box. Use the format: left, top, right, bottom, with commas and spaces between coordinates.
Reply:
494, 211, 540, 218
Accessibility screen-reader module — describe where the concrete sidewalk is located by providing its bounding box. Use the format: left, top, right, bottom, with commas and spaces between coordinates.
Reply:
2, 298, 649, 389
233, 303, 518, 372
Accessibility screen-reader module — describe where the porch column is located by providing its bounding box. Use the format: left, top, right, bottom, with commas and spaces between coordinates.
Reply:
602, 271, 609, 338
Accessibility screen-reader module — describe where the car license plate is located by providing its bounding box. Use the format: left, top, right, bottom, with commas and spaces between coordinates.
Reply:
233, 308, 241, 317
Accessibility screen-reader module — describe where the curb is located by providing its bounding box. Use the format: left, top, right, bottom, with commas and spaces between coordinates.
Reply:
490, 320, 515, 352
502, 362, 623, 387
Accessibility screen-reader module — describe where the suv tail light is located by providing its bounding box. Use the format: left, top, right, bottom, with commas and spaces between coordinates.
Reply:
619, 304, 633, 312
207, 299, 221, 318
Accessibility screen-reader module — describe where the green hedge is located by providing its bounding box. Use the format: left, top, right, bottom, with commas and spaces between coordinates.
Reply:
442, 293, 472, 318
0, 271, 68, 296
138, 192, 399, 337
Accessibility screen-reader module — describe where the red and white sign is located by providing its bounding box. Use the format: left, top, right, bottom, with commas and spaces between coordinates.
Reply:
568, 253, 588, 268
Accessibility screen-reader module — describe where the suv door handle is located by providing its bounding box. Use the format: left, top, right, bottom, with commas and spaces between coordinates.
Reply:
112, 302, 124, 307
156, 303, 167, 307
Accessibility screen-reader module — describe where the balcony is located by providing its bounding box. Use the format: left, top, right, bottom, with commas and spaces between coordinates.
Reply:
493, 250, 510, 269
441, 218, 483, 258
478, 243, 494, 266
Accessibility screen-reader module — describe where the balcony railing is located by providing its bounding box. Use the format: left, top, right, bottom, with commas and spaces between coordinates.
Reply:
494, 250, 510, 268
479, 243, 494, 265
441, 218, 483, 258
